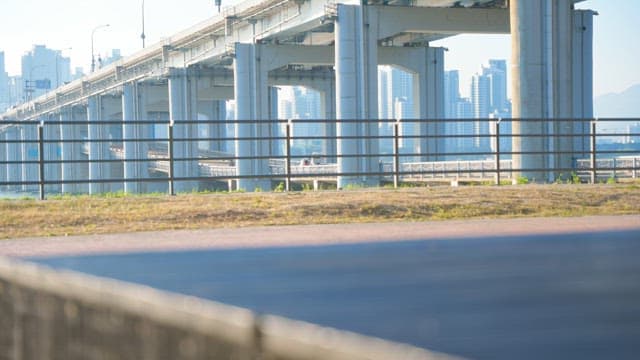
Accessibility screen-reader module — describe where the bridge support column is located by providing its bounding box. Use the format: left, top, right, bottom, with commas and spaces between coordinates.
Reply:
0, 129, 6, 189
5, 127, 20, 191
335, 4, 379, 189
122, 82, 149, 194
44, 114, 62, 194
20, 123, 38, 192
168, 68, 199, 193
268, 87, 282, 157
570, 10, 594, 164
87, 96, 111, 194
308, 77, 337, 160
60, 107, 82, 194
511, 0, 594, 182
381, 47, 446, 161
199, 100, 227, 153
416, 47, 445, 161
234, 43, 272, 191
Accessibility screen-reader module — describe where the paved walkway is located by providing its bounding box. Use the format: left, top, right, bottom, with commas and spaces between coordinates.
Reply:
2, 215, 639, 258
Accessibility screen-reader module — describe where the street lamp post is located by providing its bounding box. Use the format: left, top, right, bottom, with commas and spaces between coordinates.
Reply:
141, 0, 146, 48
91, 24, 110, 73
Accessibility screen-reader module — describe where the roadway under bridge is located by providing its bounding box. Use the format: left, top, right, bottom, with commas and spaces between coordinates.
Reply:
1, 0, 595, 192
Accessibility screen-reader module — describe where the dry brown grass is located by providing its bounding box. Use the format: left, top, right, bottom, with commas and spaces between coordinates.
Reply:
1, 183, 640, 239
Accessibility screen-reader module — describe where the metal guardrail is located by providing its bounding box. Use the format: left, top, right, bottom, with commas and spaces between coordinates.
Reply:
1, 118, 639, 199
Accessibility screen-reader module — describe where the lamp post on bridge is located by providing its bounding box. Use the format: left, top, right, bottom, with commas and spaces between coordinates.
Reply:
141, 0, 146, 48
91, 24, 110, 73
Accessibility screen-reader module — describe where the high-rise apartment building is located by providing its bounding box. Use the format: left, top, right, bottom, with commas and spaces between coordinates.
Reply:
277, 86, 324, 155
100, 49, 123, 68
471, 73, 491, 151
626, 123, 640, 144
0, 51, 10, 112
467, 59, 512, 155
444, 70, 460, 119
21, 45, 71, 101
378, 66, 414, 120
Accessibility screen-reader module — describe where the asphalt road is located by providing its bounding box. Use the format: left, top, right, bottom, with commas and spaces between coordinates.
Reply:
32, 229, 640, 360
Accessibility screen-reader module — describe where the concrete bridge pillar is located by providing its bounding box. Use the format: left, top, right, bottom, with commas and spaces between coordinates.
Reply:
43, 113, 62, 194
5, 127, 21, 191
60, 107, 81, 193
380, 46, 446, 161
306, 76, 337, 160
335, 4, 379, 189
268, 87, 282, 157
233, 43, 273, 191
569, 10, 595, 164
0, 129, 6, 188
20, 123, 38, 192
168, 67, 200, 193
87, 96, 112, 194
511, 0, 594, 181
417, 47, 445, 161
199, 100, 227, 153
122, 81, 150, 194
322, 80, 337, 159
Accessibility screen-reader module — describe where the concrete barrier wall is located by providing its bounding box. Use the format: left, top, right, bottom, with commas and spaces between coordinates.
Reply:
0, 257, 462, 360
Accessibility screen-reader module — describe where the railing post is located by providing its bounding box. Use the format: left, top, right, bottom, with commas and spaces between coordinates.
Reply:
285, 120, 292, 192
495, 118, 501, 186
37, 122, 46, 200
393, 120, 400, 188
168, 120, 175, 196
590, 120, 597, 184
634, 157, 638, 179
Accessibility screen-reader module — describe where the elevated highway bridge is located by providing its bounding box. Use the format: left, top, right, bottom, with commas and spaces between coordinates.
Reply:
1, 0, 594, 193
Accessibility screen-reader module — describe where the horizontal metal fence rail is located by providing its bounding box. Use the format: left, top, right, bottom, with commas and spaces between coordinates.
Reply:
0, 118, 639, 199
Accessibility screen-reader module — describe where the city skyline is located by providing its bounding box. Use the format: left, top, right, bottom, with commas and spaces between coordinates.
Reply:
0, 0, 639, 99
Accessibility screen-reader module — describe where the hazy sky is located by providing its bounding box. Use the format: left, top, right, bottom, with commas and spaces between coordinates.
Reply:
1, 0, 638, 97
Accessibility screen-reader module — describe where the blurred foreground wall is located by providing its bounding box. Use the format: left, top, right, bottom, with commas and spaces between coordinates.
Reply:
0, 257, 460, 360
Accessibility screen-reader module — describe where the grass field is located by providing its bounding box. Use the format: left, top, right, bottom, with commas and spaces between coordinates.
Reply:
1, 183, 639, 239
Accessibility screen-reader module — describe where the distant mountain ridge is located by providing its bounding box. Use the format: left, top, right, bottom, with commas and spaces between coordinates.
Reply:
595, 83, 640, 118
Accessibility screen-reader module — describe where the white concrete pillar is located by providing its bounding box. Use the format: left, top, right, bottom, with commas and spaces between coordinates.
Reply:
571, 10, 594, 160
234, 43, 272, 191
168, 67, 199, 193
5, 127, 21, 191
199, 100, 227, 153
0, 129, 6, 188
20, 123, 38, 192
551, 0, 576, 178
103, 96, 124, 193
59, 107, 82, 194
43, 114, 62, 194
335, 4, 379, 188
511, 0, 593, 181
268, 86, 282, 157
378, 46, 445, 161
510, 0, 549, 181
87, 96, 111, 194
122, 81, 149, 194
511, 0, 550, 182
417, 47, 445, 161
316, 78, 337, 159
